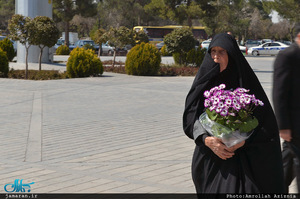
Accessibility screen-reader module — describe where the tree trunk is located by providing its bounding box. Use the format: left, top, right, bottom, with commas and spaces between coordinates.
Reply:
39, 47, 44, 71
187, 17, 192, 27
179, 52, 182, 65
98, 45, 102, 57
65, 21, 70, 47
25, 46, 29, 79
112, 50, 116, 67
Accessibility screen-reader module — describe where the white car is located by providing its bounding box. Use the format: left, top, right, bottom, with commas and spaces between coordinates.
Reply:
248, 42, 288, 56
200, 40, 211, 49
239, 45, 247, 53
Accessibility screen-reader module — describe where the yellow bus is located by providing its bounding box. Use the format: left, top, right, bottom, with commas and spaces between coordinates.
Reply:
133, 25, 207, 44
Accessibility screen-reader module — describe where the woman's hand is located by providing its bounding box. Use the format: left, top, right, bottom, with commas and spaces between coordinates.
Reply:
204, 137, 234, 160
279, 129, 292, 142
227, 141, 245, 153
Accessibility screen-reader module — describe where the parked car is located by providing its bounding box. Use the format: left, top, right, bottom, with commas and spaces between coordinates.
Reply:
70, 40, 99, 51
69, 40, 115, 56
101, 43, 114, 56
239, 45, 247, 53
279, 40, 292, 46
54, 39, 65, 50
245, 40, 262, 49
261, 39, 272, 44
200, 39, 211, 49
155, 41, 164, 50
247, 42, 289, 56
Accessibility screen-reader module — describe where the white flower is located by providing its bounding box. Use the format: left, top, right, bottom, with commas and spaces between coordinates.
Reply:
218, 101, 225, 108
204, 99, 211, 107
216, 107, 222, 113
213, 97, 220, 105
244, 96, 251, 104
219, 84, 226, 90
210, 86, 218, 94
220, 109, 228, 116
258, 100, 264, 106
225, 98, 232, 106
204, 91, 210, 98
209, 106, 216, 111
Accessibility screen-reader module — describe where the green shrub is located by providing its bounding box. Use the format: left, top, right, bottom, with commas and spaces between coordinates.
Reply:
67, 47, 103, 78
56, 45, 70, 55
173, 47, 206, 67
125, 42, 161, 75
195, 47, 206, 67
160, 45, 171, 56
83, 44, 96, 52
173, 52, 188, 65
164, 27, 195, 65
0, 48, 9, 77
0, 38, 16, 61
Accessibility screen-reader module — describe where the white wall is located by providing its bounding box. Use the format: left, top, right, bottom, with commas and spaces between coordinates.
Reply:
16, 0, 53, 63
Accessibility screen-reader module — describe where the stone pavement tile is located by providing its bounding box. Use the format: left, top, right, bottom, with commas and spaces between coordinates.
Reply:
66, 180, 130, 193
90, 183, 145, 193
39, 175, 100, 193
0, 167, 45, 181
31, 172, 71, 184
157, 175, 192, 186
34, 174, 91, 191
127, 186, 161, 193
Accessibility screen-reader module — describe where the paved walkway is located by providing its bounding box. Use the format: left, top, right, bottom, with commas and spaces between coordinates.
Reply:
0, 60, 297, 194
1, 62, 195, 194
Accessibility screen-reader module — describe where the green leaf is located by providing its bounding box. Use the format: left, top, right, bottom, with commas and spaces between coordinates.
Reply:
206, 109, 217, 121
239, 116, 259, 132
238, 110, 248, 119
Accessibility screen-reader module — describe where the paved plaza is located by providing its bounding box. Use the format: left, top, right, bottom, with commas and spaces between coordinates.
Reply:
0, 57, 297, 194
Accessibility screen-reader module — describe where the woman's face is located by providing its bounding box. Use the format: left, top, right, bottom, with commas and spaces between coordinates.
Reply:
210, 46, 228, 71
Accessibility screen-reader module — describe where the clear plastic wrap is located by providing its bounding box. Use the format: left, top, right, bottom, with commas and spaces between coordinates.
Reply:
199, 112, 253, 147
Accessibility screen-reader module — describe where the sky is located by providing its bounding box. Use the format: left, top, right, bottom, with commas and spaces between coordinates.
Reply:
271, 11, 281, 23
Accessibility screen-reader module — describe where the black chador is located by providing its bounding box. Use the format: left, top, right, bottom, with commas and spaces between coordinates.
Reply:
183, 33, 285, 193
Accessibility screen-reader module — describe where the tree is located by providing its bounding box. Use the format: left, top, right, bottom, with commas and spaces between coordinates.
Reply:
91, 28, 108, 57
31, 16, 60, 71
0, 0, 15, 34
70, 15, 97, 38
248, 8, 273, 39
268, 0, 300, 39
145, 0, 203, 27
53, 0, 97, 46
107, 26, 135, 67
164, 27, 195, 65
269, 20, 291, 40
95, 0, 153, 29
134, 30, 149, 44
8, 14, 34, 79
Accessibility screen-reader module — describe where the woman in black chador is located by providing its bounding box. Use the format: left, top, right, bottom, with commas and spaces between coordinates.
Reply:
183, 33, 285, 193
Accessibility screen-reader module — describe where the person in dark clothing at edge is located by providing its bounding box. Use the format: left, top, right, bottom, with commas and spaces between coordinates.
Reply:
273, 24, 300, 193
183, 33, 285, 193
